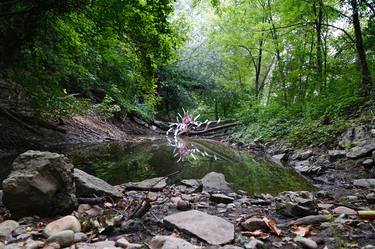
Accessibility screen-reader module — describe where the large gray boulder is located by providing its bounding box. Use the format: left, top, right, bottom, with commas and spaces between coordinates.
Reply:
201, 172, 232, 193
2, 151, 77, 217
74, 169, 122, 198
163, 210, 234, 245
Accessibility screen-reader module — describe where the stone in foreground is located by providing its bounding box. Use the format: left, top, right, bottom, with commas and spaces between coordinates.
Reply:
74, 169, 122, 198
163, 210, 234, 245
149, 235, 196, 249
2, 150, 77, 217
353, 179, 375, 188
201, 172, 232, 193
43, 215, 81, 237
124, 177, 167, 191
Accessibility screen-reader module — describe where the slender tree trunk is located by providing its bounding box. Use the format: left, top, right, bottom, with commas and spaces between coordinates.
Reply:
350, 0, 373, 94
313, 0, 324, 91
267, 0, 287, 106
255, 40, 264, 99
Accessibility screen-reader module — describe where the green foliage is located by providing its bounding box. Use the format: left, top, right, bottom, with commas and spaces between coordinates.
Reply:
0, 0, 182, 120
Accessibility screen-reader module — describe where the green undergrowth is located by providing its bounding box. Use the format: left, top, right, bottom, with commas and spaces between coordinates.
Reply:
233, 97, 375, 147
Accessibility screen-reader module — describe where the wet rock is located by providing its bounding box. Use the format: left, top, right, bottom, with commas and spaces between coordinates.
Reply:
295, 237, 318, 249
2, 151, 77, 217
46, 230, 74, 247
353, 178, 375, 188
346, 139, 375, 159
163, 210, 234, 245
291, 215, 330, 225
74, 169, 122, 198
176, 200, 191, 211
210, 194, 234, 204
149, 235, 195, 249
241, 217, 268, 231
124, 177, 167, 191
271, 154, 287, 166
328, 150, 346, 161
43, 215, 81, 237
201, 172, 232, 193
0, 220, 19, 238
333, 206, 357, 216
277, 191, 317, 217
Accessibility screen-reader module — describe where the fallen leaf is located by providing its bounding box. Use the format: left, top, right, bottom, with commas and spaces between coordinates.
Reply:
291, 225, 313, 237
262, 217, 283, 236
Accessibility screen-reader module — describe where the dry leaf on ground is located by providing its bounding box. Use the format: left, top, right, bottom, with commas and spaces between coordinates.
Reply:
291, 225, 313, 237
262, 216, 283, 236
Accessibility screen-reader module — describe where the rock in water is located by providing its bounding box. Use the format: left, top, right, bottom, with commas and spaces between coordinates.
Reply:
201, 172, 232, 193
123, 177, 167, 191
2, 151, 77, 217
74, 169, 122, 198
163, 210, 234, 245
149, 235, 196, 249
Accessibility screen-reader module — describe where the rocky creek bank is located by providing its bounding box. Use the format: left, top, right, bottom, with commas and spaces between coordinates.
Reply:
0, 150, 374, 249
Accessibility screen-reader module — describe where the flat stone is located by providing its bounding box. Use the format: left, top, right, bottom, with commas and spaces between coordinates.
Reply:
210, 194, 234, 204
163, 210, 234, 245
291, 215, 330, 225
201, 172, 232, 193
241, 217, 268, 231
244, 237, 264, 249
47, 230, 74, 247
333, 206, 357, 216
124, 177, 167, 191
328, 150, 346, 160
43, 215, 81, 237
353, 179, 375, 188
347, 140, 375, 159
0, 220, 19, 238
149, 235, 195, 249
74, 169, 122, 198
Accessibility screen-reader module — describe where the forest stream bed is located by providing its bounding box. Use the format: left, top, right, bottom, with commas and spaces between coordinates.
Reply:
0, 135, 375, 248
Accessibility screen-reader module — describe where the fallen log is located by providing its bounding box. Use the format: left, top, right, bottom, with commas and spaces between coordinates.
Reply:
179, 122, 239, 136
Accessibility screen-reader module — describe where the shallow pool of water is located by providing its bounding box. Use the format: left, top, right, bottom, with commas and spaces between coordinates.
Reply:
59, 137, 314, 195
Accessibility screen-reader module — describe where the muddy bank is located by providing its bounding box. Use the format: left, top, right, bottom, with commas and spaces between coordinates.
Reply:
0, 108, 160, 153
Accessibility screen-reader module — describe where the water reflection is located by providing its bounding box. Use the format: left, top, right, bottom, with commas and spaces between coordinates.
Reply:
62, 138, 314, 195
167, 137, 217, 162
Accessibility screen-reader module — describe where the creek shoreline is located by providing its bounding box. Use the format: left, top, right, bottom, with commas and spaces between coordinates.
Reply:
0, 118, 374, 248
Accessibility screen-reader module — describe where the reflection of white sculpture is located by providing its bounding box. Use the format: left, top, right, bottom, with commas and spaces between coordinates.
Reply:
167, 137, 218, 162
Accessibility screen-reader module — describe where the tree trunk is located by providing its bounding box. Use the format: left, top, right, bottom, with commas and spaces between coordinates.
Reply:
350, 0, 373, 94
